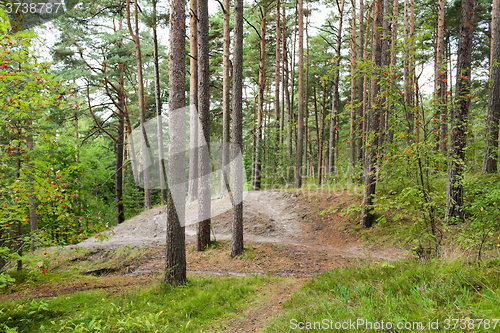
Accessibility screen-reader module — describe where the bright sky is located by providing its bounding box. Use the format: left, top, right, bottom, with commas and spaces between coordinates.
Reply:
33, 1, 436, 94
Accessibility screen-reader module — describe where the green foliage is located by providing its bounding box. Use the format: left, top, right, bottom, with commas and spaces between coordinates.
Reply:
0, 274, 274, 332
457, 175, 500, 263
0, 8, 118, 275
266, 259, 500, 332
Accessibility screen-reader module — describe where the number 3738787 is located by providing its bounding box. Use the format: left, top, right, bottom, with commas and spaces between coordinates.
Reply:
444, 318, 499, 330
5, 2, 63, 14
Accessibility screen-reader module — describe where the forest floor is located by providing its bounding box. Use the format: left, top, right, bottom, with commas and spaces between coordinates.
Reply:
2, 190, 409, 332
77, 189, 406, 276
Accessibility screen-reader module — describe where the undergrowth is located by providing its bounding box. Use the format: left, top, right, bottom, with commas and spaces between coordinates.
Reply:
0, 274, 274, 333
266, 258, 500, 332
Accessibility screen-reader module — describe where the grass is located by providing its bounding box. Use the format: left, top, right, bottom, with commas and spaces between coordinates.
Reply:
0, 273, 280, 333
43, 245, 155, 275
265, 258, 500, 332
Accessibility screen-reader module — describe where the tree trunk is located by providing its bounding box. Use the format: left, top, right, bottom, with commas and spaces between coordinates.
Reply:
221, 0, 231, 196
152, 0, 167, 204
483, 0, 500, 174
27, 123, 37, 252
445, 0, 476, 222
356, 0, 365, 164
362, 3, 373, 163
275, 0, 281, 175
360, 0, 382, 228
252, 6, 267, 191
126, 0, 151, 210
115, 68, 126, 224
388, 0, 398, 145
280, 7, 286, 148
350, 0, 357, 168
329, 0, 346, 174
317, 83, 327, 184
435, 0, 446, 152
290, 12, 298, 159
380, 0, 390, 148
295, 0, 305, 188
197, 0, 211, 251
403, 0, 414, 138
230, 0, 244, 257
283, 23, 292, 160
165, 0, 187, 286
304, 5, 309, 180
187, 0, 199, 204
314, 86, 320, 182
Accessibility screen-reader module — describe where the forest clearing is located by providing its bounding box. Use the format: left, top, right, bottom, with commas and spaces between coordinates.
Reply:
1, 0, 500, 331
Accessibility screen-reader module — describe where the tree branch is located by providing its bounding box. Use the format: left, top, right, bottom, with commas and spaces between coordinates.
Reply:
87, 84, 117, 143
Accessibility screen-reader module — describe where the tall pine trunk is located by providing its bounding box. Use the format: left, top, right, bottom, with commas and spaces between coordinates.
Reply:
275, 0, 281, 176
230, 0, 244, 257
197, 0, 211, 250
350, 0, 357, 169
115, 67, 126, 224
361, 0, 382, 228
252, 6, 267, 191
403, 0, 414, 139
356, 0, 365, 164
380, 0, 390, 147
329, 0, 345, 174
483, 0, 500, 174
152, 0, 167, 204
127, 0, 151, 210
295, 0, 305, 188
221, 0, 231, 196
436, 0, 446, 152
165, 0, 187, 286
445, 0, 476, 222
27, 122, 37, 252
187, 0, 199, 203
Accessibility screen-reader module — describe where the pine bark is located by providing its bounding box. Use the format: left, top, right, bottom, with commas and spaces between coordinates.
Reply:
187, 0, 198, 203
221, 0, 231, 196
388, 0, 398, 144
403, 0, 414, 138
115, 68, 125, 224
152, 0, 167, 204
436, 0, 446, 152
295, 0, 305, 188
380, 0, 390, 147
361, 0, 382, 228
275, 0, 281, 174
304, 40, 309, 179
197, 0, 211, 250
445, 0, 476, 222
350, 0, 357, 168
483, 0, 500, 174
230, 0, 244, 257
356, 0, 365, 164
27, 125, 37, 252
165, 0, 187, 286
126, 0, 151, 210
252, 6, 267, 191
362, 3, 373, 159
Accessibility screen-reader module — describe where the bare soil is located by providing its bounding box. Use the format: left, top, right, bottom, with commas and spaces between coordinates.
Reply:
2, 190, 407, 331
71, 190, 406, 277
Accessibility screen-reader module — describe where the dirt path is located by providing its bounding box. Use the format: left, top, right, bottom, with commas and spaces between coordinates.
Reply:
210, 277, 307, 333
77, 190, 406, 278
4, 190, 406, 332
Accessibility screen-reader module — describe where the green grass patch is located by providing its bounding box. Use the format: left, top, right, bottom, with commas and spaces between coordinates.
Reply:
0, 274, 279, 333
45, 245, 154, 275
265, 259, 500, 332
